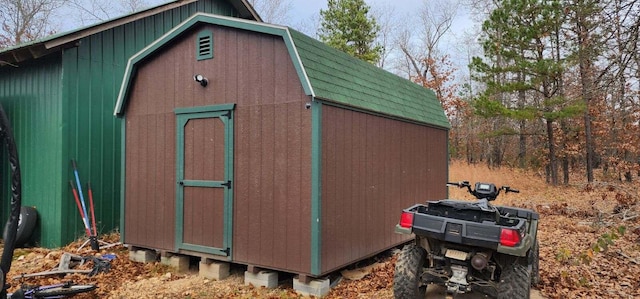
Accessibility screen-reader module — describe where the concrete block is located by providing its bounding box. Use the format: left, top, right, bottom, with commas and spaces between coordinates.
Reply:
293, 277, 330, 297
198, 259, 229, 280
160, 255, 190, 273
244, 270, 278, 288
128, 249, 157, 263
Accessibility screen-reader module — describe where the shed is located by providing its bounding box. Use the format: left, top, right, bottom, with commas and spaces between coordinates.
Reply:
0, 0, 259, 247
115, 13, 450, 277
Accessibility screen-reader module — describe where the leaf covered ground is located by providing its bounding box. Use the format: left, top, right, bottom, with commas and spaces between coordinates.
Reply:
3, 161, 640, 298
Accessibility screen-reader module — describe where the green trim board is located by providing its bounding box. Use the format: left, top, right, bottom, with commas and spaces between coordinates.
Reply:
174, 104, 235, 258
310, 100, 322, 275
175, 103, 236, 114
120, 115, 127, 243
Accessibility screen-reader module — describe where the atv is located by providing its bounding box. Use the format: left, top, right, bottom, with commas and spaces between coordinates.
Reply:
393, 181, 539, 298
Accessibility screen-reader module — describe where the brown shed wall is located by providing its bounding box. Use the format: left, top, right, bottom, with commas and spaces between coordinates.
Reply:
124, 24, 312, 273
320, 104, 448, 274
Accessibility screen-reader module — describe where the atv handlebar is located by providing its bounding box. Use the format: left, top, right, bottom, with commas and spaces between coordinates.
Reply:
501, 186, 519, 193
447, 181, 520, 200
447, 181, 473, 193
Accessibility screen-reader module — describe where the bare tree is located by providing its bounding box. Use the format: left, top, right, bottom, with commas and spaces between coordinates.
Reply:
397, 0, 459, 79
247, 0, 292, 25
292, 12, 320, 38
0, 0, 68, 47
370, 3, 400, 69
67, 0, 150, 25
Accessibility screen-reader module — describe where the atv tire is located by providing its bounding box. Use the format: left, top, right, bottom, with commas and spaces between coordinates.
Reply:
530, 240, 540, 285
497, 262, 530, 299
393, 243, 427, 299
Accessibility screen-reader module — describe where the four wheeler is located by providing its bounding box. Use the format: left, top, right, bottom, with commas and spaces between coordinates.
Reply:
393, 181, 539, 298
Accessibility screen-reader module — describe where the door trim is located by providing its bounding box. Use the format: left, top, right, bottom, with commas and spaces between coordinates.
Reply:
174, 104, 235, 258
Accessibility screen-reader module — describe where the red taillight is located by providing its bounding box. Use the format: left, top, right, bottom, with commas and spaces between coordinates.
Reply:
500, 229, 521, 247
399, 212, 414, 228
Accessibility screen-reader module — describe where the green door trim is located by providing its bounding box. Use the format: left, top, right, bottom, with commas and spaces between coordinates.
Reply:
310, 100, 322, 275
175, 103, 235, 258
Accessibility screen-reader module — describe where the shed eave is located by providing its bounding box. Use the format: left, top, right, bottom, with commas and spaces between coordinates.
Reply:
0, 0, 261, 66
113, 13, 314, 116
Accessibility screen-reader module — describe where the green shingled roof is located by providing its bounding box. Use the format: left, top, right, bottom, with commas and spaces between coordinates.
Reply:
114, 13, 450, 129
289, 29, 450, 129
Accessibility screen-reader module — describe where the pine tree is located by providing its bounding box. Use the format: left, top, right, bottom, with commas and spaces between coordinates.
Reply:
318, 0, 382, 64
470, 0, 583, 184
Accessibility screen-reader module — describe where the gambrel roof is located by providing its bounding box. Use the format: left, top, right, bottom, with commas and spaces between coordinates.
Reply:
114, 13, 450, 128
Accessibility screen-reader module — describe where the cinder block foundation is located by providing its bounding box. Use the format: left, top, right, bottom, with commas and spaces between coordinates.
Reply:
160, 254, 190, 273
244, 270, 278, 288
128, 249, 157, 263
293, 277, 330, 297
198, 258, 229, 280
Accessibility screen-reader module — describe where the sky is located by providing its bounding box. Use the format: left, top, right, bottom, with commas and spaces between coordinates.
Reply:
56, 0, 479, 80
281, 0, 478, 78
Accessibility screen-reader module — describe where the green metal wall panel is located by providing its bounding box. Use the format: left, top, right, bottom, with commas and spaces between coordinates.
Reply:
0, 55, 64, 247
58, 0, 240, 246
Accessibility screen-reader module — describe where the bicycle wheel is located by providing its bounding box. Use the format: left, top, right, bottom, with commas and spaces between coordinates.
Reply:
33, 284, 96, 297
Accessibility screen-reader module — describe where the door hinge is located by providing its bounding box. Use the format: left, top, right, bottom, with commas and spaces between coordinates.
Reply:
223, 247, 230, 256
221, 180, 232, 188
223, 110, 232, 119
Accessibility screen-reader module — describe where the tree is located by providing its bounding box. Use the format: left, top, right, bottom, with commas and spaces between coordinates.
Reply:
564, 0, 603, 183
370, 3, 399, 68
470, 0, 584, 184
247, 0, 292, 24
0, 0, 67, 47
67, 0, 149, 25
397, 0, 460, 113
318, 0, 382, 64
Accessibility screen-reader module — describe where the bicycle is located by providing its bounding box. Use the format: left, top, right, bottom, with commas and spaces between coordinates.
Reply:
8, 281, 96, 298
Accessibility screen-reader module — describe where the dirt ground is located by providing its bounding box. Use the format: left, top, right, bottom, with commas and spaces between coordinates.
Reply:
2, 161, 639, 298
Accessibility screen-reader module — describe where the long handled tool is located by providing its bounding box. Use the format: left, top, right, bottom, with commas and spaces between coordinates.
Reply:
71, 160, 99, 250
69, 181, 91, 237
71, 160, 90, 231
87, 182, 99, 250
87, 182, 97, 236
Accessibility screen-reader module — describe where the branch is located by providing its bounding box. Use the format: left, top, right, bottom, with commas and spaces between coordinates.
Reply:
618, 251, 640, 265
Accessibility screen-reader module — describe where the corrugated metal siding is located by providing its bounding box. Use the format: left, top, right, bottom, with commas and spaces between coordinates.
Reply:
58, 0, 240, 245
0, 55, 64, 247
320, 104, 448, 274
124, 25, 312, 273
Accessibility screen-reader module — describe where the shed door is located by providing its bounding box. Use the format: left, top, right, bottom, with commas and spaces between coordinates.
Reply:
175, 104, 234, 257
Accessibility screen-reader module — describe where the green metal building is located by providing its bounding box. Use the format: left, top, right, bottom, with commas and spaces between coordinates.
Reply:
0, 0, 259, 247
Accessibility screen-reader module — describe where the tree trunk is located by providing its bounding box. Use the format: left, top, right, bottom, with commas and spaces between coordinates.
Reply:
561, 120, 570, 185
547, 119, 558, 185
517, 70, 526, 169
576, 12, 595, 183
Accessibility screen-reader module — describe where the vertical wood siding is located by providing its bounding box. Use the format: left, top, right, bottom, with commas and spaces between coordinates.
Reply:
125, 25, 312, 273
320, 105, 448, 274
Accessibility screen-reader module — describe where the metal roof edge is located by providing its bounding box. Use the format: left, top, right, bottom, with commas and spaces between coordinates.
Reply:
1, 0, 261, 65
114, 13, 311, 115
